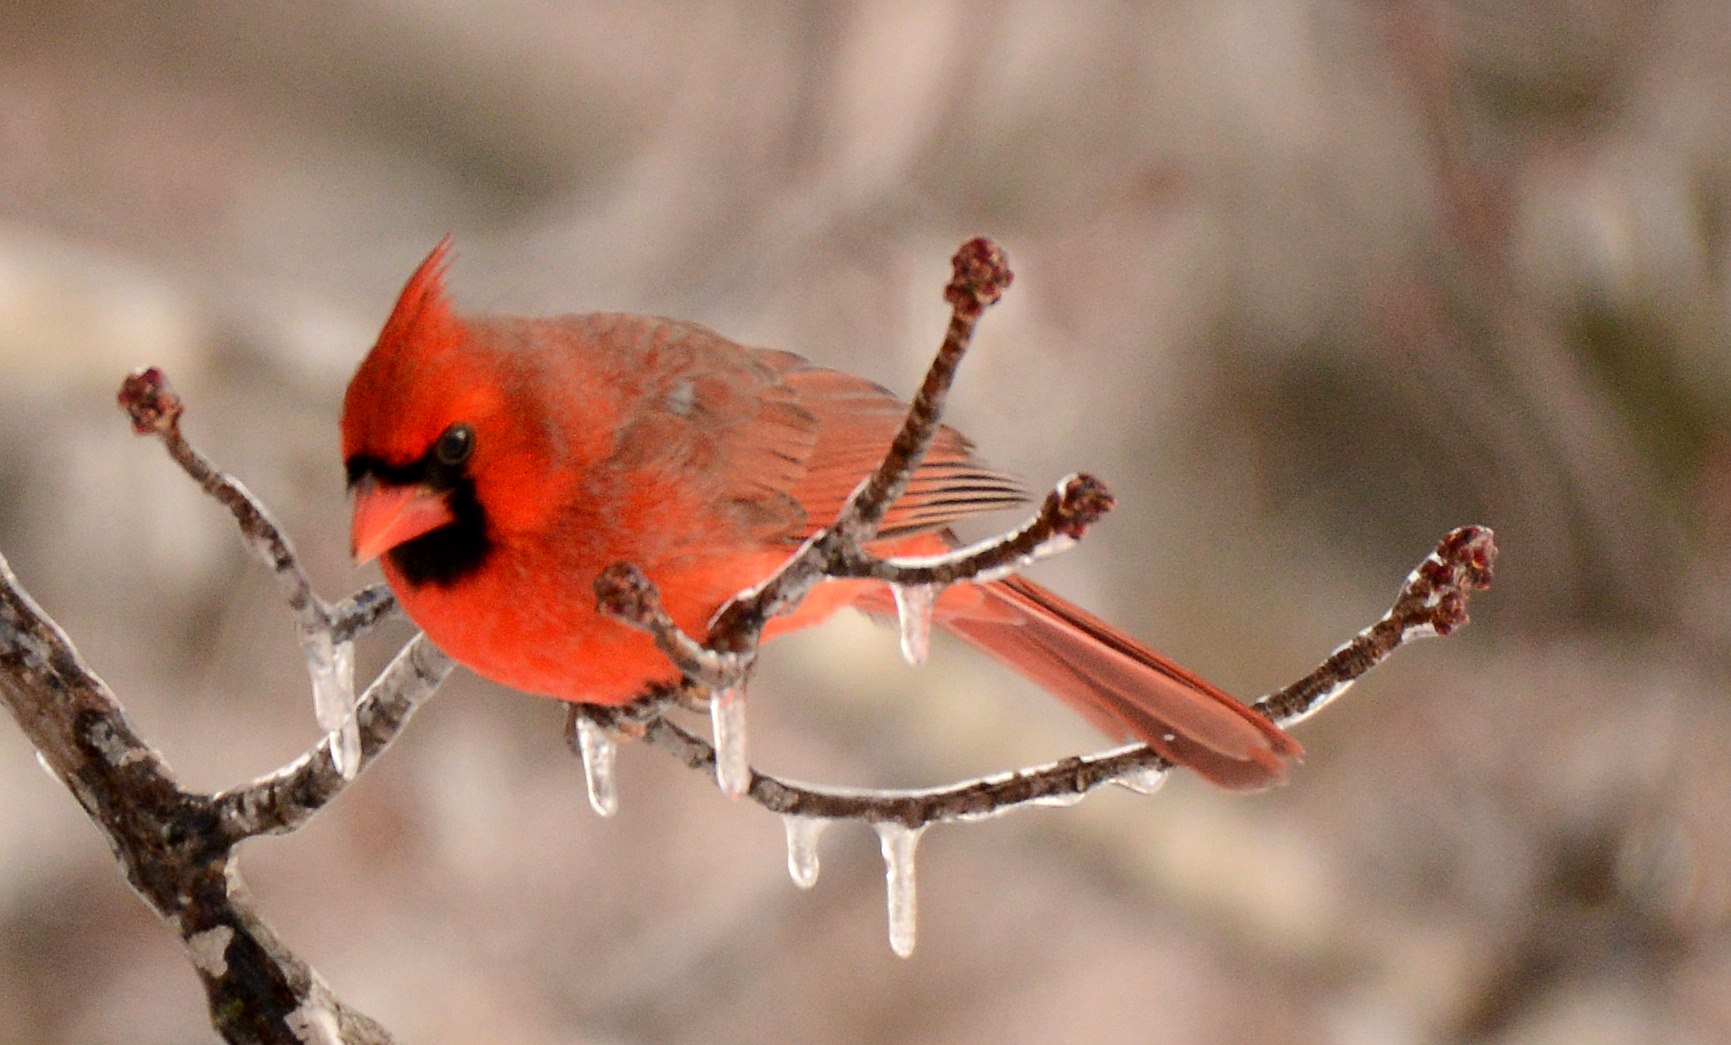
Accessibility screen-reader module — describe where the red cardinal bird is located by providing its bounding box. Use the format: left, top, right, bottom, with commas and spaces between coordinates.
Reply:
341, 242, 1301, 788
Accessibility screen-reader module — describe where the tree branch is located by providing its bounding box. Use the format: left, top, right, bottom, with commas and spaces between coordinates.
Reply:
571, 238, 1497, 958
577, 524, 1496, 828
0, 373, 452, 1042
0, 549, 407, 1043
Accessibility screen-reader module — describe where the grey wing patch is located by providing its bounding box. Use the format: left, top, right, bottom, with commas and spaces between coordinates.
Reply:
605, 329, 820, 541
598, 317, 1025, 544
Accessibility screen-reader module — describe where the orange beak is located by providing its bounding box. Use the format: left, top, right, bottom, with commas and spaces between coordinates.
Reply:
350, 476, 455, 565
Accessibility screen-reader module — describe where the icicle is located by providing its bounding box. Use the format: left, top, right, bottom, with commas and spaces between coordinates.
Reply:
1112, 766, 1169, 796
576, 718, 619, 817
875, 822, 925, 957
305, 630, 359, 778
890, 584, 939, 667
710, 684, 750, 799
782, 815, 827, 889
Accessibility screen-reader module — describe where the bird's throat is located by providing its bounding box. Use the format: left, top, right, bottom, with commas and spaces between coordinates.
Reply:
386, 480, 493, 589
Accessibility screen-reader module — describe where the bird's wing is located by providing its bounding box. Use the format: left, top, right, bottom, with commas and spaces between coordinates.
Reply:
591, 314, 1025, 543
774, 358, 1028, 539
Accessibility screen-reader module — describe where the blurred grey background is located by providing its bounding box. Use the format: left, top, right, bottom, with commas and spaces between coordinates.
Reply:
3, 1, 1730, 1042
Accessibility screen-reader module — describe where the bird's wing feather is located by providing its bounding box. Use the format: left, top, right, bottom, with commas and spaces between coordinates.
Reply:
770, 351, 1028, 539
593, 315, 1025, 542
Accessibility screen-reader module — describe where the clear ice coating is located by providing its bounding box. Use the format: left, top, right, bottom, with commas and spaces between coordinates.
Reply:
1028, 790, 1087, 808
875, 822, 925, 958
576, 717, 619, 817
1113, 765, 1169, 796
711, 684, 750, 799
782, 815, 827, 889
305, 630, 359, 779
891, 584, 939, 667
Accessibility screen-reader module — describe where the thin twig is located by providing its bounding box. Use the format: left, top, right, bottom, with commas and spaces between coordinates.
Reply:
833, 236, 1013, 544
703, 237, 1015, 651
118, 368, 323, 630
833, 473, 1114, 587
1255, 524, 1496, 727
583, 525, 1496, 828
119, 368, 400, 645
211, 635, 452, 840
592, 564, 745, 688
331, 584, 401, 644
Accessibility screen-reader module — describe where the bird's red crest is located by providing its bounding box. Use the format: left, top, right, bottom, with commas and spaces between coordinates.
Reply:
377, 235, 457, 360
341, 237, 496, 466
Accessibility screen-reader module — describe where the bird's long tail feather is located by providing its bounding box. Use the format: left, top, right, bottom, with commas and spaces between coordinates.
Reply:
931, 576, 1302, 790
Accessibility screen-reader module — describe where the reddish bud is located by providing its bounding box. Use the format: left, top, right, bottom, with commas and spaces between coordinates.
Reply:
1053, 473, 1115, 538
944, 237, 1013, 315
594, 563, 661, 626
1432, 591, 1468, 634
117, 367, 183, 436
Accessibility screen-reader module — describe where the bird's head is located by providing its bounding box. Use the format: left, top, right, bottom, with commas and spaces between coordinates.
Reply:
340, 239, 515, 586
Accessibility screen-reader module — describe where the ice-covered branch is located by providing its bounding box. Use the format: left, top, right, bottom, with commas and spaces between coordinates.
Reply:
579, 238, 1497, 957
0, 370, 456, 1040
331, 583, 401, 644
210, 634, 453, 841
111, 368, 448, 839
579, 524, 1494, 953
587, 524, 1496, 823
0, 548, 401, 1044
118, 367, 395, 776
593, 238, 1015, 796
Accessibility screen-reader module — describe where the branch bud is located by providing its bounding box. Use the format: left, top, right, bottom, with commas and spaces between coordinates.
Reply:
594, 562, 662, 627
1052, 473, 1115, 538
117, 367, 182, 436
944, 237, 1013, 316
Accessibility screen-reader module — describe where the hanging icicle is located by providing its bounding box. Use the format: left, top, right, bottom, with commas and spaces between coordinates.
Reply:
710, 684, 751, 799
1112, 765, 1169, 796
890, 584, 939, 667
304, 630, 359, 779
575, 717, 620, 817
782, 815, 827, 889
875, 822, 926, 957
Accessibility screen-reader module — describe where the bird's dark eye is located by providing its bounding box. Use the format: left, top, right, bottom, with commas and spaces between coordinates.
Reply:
434, 423, 475, 467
